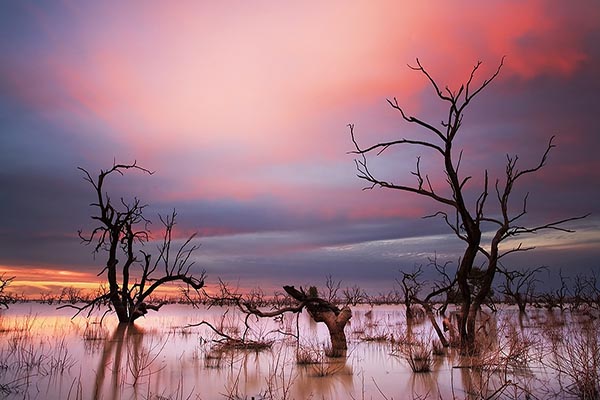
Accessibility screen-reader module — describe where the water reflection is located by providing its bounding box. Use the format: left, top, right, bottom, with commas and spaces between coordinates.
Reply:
294, 353, 353, 399
0, 303, 598, 399
94, 324, 144, 399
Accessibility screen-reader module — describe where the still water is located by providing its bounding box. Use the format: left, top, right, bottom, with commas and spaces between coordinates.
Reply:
0, 303, 596, 399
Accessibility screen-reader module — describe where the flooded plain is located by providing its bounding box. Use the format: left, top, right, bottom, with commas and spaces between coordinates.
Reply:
1, 303, 598, 399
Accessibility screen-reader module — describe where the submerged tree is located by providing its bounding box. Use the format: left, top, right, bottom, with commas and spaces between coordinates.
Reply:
499, 266, 546, 315
399, 261, 456, 348
189, 281, 352, 357
350, 58, 587, 350
571, 272, 600, 311
72, 162, 205, 323
283, 285, 352, 356
398, 266, 424, 320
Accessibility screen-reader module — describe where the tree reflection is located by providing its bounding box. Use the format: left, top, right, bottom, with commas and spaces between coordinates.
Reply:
94, 324, 144, 399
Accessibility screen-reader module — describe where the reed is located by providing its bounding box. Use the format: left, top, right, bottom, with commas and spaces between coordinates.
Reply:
546, 321, 600, 399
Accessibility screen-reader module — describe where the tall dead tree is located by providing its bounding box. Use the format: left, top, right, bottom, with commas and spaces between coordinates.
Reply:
72, 162, 205, 323
350, 58, 587, 350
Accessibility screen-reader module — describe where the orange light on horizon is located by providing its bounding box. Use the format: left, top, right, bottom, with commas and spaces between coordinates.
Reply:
0, 265, 200, 299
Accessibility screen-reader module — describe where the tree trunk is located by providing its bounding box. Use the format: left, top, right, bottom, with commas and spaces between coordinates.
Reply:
466, 253, 499, 353
515, 293, 527, 315
308, 306, 352, 357
457, 243, 479, 349
282, 286, 352, 357
111, 297, 130, 323
421, 302, 449, 348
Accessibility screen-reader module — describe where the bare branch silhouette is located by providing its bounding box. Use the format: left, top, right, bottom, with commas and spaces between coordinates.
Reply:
349, 58, 587, 351
66, 161, 205, 323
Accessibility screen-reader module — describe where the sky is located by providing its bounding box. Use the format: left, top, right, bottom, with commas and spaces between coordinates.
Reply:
1, 1, 600, 297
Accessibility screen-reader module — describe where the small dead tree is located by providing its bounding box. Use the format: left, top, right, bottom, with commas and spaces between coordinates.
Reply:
538, 270, 570, 312
0, 274, 15, 308
398, 266, 424, 320
342, 285, 367, 306
71, 162, 205, 323
350, 58, 587, 350
569, 271, 600, 312
399, 262, 456, 348
324, 274, 341, 303
59, 286, 84, 304
498, 266, 546, 314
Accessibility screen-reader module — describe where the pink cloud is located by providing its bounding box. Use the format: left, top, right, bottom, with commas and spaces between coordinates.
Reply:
3, 1, 598, 211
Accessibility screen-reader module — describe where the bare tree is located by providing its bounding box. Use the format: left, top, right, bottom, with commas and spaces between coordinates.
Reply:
69, 162, 205, 323
498, 266, 546, 314
187, 279, 352, 356
399, 260, 456, 348
59, 286, 84, 304
342, 284, 366, 306
0, 274, 15, 308
324, 274, 341, 303
538, 269, 570, 312
398, 266, 424, 320
350, 58, 587, 350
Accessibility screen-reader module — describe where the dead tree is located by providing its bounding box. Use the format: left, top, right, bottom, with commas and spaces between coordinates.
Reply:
0, 274, 15, 308
342, 285, 367, 306
398, 266, 424, 320
399, 261, 456, 348
187, 280, 352, 356
188, 279, 302, 348
283, 285, 352, 356
324, 274, 341, 303
70, 162, 205, 323
350, 58, 587, 350
498, 266, 546, 314
538, 269, 570, 312
571, 272, 600, 311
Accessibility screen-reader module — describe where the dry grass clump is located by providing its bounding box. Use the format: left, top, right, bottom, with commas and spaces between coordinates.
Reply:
0, 330, 76, 383
545, 321, 600, 399
0, 313, 37, 335
393, 335, 433, 373
459, 318, 539, 375
82, 320, 110, 353
219, 338, 274, 351
295, 346, 320, 365
82, 320, 108, 341
294, 343, 347, 377
202, 338, 273, 370
204, 348, 224, 369
431, 339, 445, 356
352, 309, 396, 342
500, 325, 540, 369
360, 328, 390, 342
405, 341, 433, 373
311, 356, 346, 377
